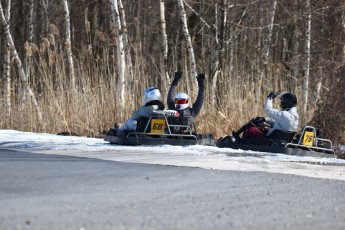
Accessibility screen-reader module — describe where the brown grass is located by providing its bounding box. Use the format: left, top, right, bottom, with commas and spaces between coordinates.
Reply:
0, 25, 343, 147
0, 44, 312, 140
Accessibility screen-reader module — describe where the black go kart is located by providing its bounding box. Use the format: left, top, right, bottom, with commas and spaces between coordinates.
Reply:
217, 121, 335, 158
104, 114, 214, 146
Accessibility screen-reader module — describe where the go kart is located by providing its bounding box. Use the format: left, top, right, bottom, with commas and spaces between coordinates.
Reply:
104, 113, 214, 146
217, 120, 335, 158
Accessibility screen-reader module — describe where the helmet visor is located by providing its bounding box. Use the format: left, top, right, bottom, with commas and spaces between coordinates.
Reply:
175, 99, 188, 104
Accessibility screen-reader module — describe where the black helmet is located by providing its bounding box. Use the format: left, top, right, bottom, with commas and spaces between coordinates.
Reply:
279, 92, 297, 109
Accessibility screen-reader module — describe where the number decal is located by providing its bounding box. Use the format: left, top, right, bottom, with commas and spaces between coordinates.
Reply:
152, 123, 163, 130
302, 131, 315, 146
150, 119, 165, 134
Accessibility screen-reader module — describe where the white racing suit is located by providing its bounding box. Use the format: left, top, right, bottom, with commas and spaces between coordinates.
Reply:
263, 98, 299, 136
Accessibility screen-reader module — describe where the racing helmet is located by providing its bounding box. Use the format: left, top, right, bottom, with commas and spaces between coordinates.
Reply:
279, 92, 297, 109
142, 87, 162, 105
174, 92, 189, 110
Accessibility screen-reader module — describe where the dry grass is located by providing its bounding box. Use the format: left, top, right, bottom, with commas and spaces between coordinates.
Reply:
1, 23, 343, 146
0, 46, 307, 140
0, 66, 274, 139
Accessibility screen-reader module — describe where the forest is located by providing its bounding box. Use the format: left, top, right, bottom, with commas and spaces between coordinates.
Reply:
0, 0, 344, 147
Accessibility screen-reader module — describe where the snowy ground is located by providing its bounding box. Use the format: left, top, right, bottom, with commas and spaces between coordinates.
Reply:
0, 130, 344, 181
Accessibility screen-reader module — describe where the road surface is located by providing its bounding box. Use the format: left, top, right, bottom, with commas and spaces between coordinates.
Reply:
0, 149, 345, 230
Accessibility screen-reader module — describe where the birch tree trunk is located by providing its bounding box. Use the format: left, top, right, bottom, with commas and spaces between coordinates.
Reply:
118, 0, 134, 94
28, 0, 34, 44
2, 43, 11, 114
312, 3, 326, 110
177, 0, 197, 91
255, 0, 277, 114
159, 0, 170, 85
263, 0, 277, 65
2, 0, 11, 114
302, 0, 311, 126
342, 8, 345, 61
0, 3, 45, 129
25, 0, 35, 100
210, 1, 219, 109
254, 3, 264, 115
110, 0, 126, 119
41, 0, 50, 34
63, 0, 76, 89
289, 0, 299, 91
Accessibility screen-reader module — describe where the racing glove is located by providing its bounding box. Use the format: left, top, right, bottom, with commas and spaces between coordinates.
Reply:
196, 73, 205, 85
254, 117, 265, 122
172, 71, 182, 85
267, 91, 279, 99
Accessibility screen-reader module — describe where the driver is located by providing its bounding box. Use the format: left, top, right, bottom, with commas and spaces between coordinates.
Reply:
116, 87, 165, 136
231, 91, 299, 141
166, 71, 205, 133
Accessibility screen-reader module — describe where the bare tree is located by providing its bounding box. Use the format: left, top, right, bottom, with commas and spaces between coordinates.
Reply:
210, 1, 220, 109
263, 0, 277, 65
41, 0, 51, 34
25, 0, 35, 97
28, 0, 35, 44
1, 0, 11, 114
183, 1, 210, 29
118, 0, 134, 92
110, 0, 126, 118
159, 0, 169, 85
301, 0, 311, 126
288, 0, 299, 91
0, 2, 45, 129
254, 0, 277, 114
177, 0, 197, 91
342, 5, 345, 62
63, 0, 76, 89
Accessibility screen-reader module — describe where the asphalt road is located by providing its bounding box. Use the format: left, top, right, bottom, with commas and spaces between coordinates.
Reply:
0, 149, 345, 230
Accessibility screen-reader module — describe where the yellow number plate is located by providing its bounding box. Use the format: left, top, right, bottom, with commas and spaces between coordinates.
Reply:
150, 119, 165, 134
302, 131, 314, 146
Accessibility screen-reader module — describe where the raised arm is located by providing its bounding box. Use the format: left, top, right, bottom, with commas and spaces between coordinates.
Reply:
167, 71, 182, 110
191, 73, 205, 117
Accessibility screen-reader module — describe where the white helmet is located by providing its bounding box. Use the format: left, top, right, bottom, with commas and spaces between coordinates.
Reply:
142, 87, 162, 105
174, 92, 189, 110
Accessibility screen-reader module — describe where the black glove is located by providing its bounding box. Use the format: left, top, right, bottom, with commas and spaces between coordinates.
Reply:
196, 73, 205, 85
172, 71, 182, 84
267, 91, 279, 99
254, 117, 265, 122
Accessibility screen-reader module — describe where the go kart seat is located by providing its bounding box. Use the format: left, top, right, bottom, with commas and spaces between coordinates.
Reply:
136, 117, 150, 132
268, 129, 296, 145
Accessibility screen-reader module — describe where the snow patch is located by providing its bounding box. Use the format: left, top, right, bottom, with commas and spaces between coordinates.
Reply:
1, 130, 344, 181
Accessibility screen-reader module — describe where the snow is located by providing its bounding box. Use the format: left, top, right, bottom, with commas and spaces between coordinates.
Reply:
0, 129, 344, 181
